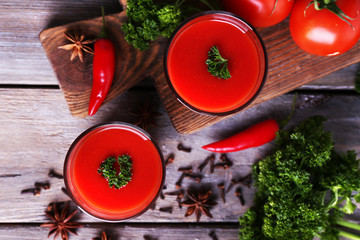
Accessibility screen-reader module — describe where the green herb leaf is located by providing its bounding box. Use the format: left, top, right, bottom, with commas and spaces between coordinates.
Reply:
206, 46, 231, 80
122, 0, 189, 50
98, 154, 133, 189
239, 116, 360, 240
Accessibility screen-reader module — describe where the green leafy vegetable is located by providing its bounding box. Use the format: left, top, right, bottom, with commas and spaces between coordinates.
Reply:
239, 116, 360, 240
98, 154, 133, 189
206, 46, 231, 80
122, 0, 189, 50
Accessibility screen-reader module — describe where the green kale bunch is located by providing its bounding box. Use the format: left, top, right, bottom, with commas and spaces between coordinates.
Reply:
239, 116, 360, 240
122, 0, 189, 50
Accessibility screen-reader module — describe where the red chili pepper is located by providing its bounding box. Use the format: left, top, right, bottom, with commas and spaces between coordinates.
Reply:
201, 119, 279, 153
88, 6, 115, 116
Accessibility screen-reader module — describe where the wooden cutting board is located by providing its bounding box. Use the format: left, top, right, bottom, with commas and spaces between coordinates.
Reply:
39, 6, 360, 134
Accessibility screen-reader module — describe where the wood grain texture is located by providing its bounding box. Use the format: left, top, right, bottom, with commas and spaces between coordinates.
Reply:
0, 223, 239, 239
1, 88, 360, 224
152, 19, 360, 134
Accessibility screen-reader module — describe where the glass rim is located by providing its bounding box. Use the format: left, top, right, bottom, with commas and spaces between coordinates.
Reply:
163, 10, 268, 116
63, 121, 166, 222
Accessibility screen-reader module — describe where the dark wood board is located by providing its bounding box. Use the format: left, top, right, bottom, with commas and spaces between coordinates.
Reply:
152, 20, 360, 134
39, 7, 360, 133
39, 11, 165, 118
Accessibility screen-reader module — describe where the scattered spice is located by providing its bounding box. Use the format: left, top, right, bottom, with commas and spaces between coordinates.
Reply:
209, 230, 219, 240
131, 99, 162, 131
209, 156, 215, 173
40, 202, 83, 240
217, 182, 226, 203
197, 155, 213, 172
35, 182, 50, 190
235, 187, 245, 206
21, 188, 41, 196
178, 166, 193, 174
160, 185, 167, 200
165, 153, 175, 166
58, 32, 94, 62
150, 202, 156, 210
226, 174, 252, 193
177, 143, 192, 153
164, 189, 184, 209
159, 206, 173, 213
92, 231, 111, 240
214, 162, 231, 170
181, 189, 217, 222
48, 169, 64, 179
164, 189, 183, 197
175, 173, 186, 189
220, 154, 233, 167
185, 173, 203, 183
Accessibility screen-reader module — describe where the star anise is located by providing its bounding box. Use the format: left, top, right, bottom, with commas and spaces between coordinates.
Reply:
181, 190, 217, 222
93, 231, 111, 240
131, 99, 162, 131
58, 32, 94, 62
40, 202, 83, 240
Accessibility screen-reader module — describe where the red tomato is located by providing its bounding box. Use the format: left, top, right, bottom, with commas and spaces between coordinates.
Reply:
221, 0, 294, 28
289, 0, 360, 56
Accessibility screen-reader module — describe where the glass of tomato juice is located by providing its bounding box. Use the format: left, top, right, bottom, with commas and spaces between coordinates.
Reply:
164, 11, 268, 116
63, 122, 165, 222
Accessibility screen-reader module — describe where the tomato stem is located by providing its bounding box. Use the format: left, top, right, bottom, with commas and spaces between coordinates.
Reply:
270, 0, 278, 16
307, 0, 356, 30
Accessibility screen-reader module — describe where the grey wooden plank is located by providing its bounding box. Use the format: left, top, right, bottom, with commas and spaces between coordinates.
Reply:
0, 223, 239, 240
0, 0, 122, 85
0, 88, 360, 224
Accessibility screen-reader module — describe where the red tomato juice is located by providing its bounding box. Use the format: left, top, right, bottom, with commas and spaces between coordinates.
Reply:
64, 123, 164, 221
165, 12, 267, 114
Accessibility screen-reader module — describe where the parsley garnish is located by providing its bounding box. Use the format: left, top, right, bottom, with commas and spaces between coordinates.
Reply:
98, 154, 133, 189
122, 0, 188, 51
239, 116, 360, 240
206, 46, 231, 80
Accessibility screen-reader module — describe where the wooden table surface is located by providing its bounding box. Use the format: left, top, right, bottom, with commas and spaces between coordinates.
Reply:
1, 1, 360, 239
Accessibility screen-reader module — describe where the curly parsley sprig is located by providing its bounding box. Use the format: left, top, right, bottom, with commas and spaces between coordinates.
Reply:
206, 46, 231, 80
98, 154, 133, 189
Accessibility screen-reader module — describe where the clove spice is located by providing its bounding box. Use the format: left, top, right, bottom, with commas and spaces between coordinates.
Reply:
235, 187, 245, 206
165, 153, 175, 166
177, 143, 192, 153
175, 173, 186, 189
210, 155, 215, 173
48, 169, 63, 179
197, 154, 214, 172
21, 188, 41, 196
185, 173, 202, 183
35, 182, 50, 190
159, 206, 173, 213
217, 182, 226, 203
178, 166, 193, 174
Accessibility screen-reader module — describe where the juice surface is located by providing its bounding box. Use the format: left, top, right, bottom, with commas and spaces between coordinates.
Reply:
166, 13, 265, 113
66, 124, 163, 220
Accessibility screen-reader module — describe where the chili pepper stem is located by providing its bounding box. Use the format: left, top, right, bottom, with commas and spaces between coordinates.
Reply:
99, 6, 107, 39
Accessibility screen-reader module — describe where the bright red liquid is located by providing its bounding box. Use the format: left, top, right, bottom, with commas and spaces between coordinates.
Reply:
64, 123, 164, 221
166, 13, 266, 114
